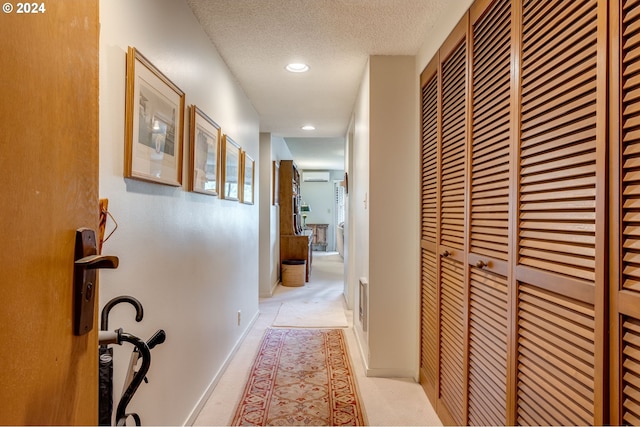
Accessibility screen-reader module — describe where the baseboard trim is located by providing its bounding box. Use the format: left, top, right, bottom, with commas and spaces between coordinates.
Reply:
352, 324, 419, 379
183, 310, 260, 426
260, 279, 280, 298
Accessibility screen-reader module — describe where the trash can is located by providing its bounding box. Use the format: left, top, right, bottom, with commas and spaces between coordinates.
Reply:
282, 259, 306, 287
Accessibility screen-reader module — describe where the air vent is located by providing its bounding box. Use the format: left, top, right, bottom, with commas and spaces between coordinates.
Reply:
303, 171, 330, 182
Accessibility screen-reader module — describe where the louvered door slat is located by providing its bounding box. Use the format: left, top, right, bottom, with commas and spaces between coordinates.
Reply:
623, 317, 640, 425
517, 280, 596, 425
439, 257, 465, 425
421, 248, 438, 387
519, 0, 598, 286
420, 57, 439, 401
467, 0, 511, 424
470, 0, 511, 268
619, 6, 640, 422
623, 0, 640, 295
422, 75, 438, 244
468, 266, 508, 426
522, 0, 593, 65
441, 41, 466, 253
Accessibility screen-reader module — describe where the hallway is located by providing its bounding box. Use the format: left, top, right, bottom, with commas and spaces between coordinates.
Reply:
194, 252, 441, 426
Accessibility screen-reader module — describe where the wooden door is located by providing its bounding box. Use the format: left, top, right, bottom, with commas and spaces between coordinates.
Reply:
419, 14, 469, 426
611, 0, 640, 423
436, 16, 469, 427
420, 53, 440, 405
514, 0, 607, 424
0, 1, 100, 424
466, 0, 513, 424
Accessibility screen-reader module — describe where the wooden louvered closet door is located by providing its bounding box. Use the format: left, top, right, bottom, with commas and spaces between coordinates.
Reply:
437, 17, 468, 427
515, 0, 607, 424
420, 0, 608, 424
612, 0, 640, 424
420, 54, 440, 405
467, 0, 512, 424
419, 15, 469, 426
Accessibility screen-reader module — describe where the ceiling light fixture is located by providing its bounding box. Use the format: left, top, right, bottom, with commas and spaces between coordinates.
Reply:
301, 125, 316, 131
286, 63, 309, 73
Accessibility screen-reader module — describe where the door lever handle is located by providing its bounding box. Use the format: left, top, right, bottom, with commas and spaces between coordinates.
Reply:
74, 228, 119, 335
75, 254, 119, 270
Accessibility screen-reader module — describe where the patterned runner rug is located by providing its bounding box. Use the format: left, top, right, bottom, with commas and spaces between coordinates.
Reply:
231, 328, 367, 426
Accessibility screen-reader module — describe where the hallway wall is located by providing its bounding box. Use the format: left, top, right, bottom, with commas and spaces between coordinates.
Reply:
351, 56, 418, 377
98, 1, 260, 425
259, 134, 293, 297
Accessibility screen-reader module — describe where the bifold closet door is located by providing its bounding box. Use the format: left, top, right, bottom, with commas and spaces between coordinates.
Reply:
436, 17, 468, 426
612, 0, 640, 424
420, 55, 439, 405
515, 0, 607, 424
419, 15, 469, 426
467, 0, 512, 424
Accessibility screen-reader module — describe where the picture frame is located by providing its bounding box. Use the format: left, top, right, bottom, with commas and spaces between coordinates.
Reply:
272, 160, 279, 205
124, 46, 185, 186
241, 152, 255, 205
221, 134, 241, 201
188, 106, 221, 196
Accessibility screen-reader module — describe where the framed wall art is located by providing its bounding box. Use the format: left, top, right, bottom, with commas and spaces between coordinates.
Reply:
188, 106, 221, 196
124, 46, 185, 186
221, 134, 241, 201
241, 152, 255, 205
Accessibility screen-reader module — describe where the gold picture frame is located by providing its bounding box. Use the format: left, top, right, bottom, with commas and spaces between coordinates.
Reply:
221, 134, 241, 201
241, 151, 255, 205
188, 106, 221, 196
124, 46, 185, 186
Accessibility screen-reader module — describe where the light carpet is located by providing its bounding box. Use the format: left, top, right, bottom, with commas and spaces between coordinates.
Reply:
272, 299, 348, 328
231, 328, 367, 426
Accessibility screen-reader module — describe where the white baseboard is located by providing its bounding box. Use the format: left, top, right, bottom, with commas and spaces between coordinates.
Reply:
182, 310, 260, 426
352, 323, 419, 380
259, 279, 280, 298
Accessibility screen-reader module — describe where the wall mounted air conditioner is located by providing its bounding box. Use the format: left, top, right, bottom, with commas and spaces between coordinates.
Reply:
302, 171, 330, 182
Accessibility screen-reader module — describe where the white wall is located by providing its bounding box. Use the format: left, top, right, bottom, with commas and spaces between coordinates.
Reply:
351, 62, 370, 354
259, 133, 293, 297
349, 56, 418, 378
99, 1, 259, 425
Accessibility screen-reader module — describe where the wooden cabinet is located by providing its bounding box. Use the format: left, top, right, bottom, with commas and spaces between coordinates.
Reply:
279, 160, 311, 281
307, 224, 328, 251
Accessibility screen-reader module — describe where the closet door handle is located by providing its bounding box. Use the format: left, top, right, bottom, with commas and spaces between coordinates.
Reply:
440, 250, 451, 258
476, 260, 488, 269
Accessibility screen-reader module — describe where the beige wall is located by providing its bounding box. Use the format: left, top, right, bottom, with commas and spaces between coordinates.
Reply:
99, 0, 260, 424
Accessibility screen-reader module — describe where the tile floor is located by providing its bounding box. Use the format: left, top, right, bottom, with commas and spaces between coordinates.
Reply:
193, 252, 441, 426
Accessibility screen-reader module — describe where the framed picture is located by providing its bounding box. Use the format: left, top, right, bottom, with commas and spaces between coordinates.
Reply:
124, 46, 185, 186
241, 152, 255, 205
188, 106, 221, 196
221, 134, 241, 201
272, 161, 279, 205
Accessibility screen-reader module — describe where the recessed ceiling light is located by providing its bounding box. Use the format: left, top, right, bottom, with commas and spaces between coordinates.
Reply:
301, 125, 316, 131
286, 63, 309, 73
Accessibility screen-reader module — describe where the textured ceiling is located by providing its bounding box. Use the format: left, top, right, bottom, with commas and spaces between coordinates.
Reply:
185, 0, 452, 170
185, 0, 448, 140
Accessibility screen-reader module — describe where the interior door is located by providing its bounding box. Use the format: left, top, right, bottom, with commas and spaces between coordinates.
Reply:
0, 1, 100, 424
